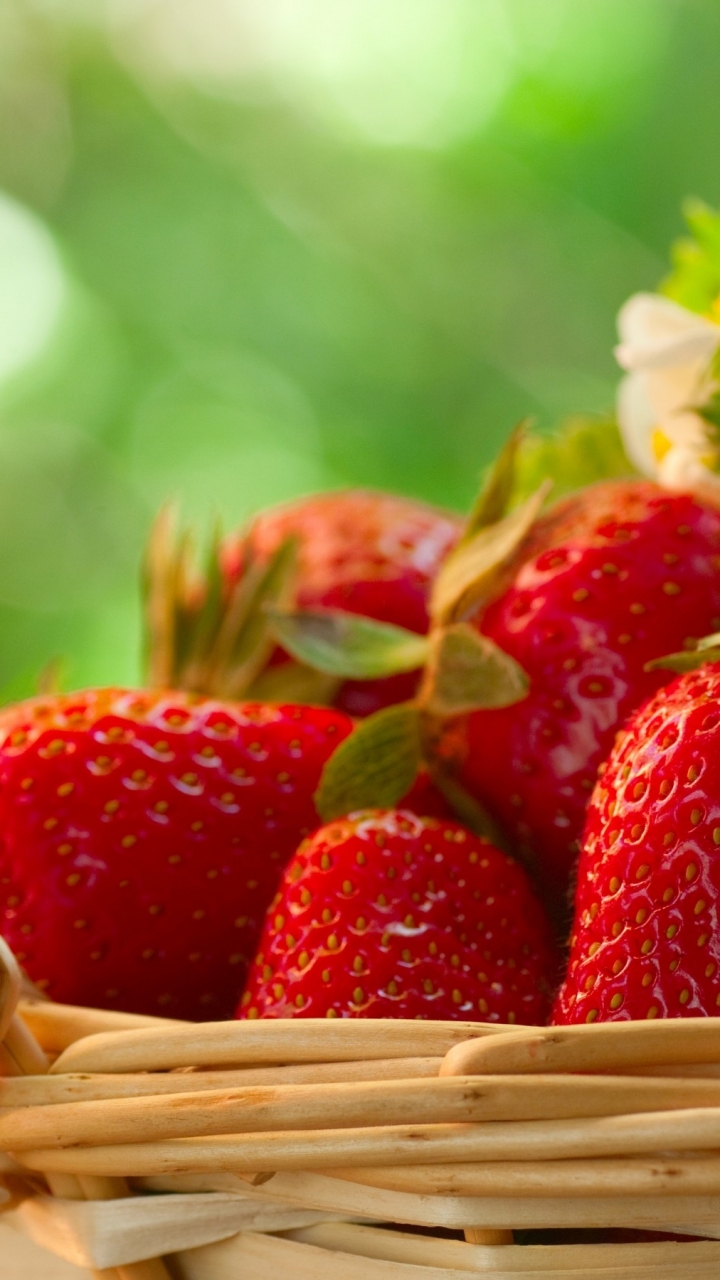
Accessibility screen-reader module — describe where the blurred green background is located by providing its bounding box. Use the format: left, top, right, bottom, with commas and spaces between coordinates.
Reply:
0, 0, 716, 695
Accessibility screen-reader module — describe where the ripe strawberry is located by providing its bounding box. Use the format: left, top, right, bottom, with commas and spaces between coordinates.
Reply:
554, 660, 720, 1024
238, 810, 558, 1023
221, 489, 461, 716
439, 480, 720, 895
0, 688, 353, 1020
400, 769, 453, 822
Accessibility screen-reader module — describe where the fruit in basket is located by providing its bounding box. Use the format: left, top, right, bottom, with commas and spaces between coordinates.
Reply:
0, 688, 354, 1020
294, 467, 720, 901
439, 479, 720, 894
553, 657, 720, 1023
144, 490, 461, 718
239, 809, 559, 1022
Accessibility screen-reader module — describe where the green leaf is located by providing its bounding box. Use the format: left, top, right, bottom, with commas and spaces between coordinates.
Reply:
645, 649, 720, 675
662, 198, 720, 315
247, 660, 341, 707
695, 387, 720, 434
511, 416, 634, 506
645, 630, 720, 675
462, 419, 529, 542
267, 608, 429, 679
142, 505, 224, 691
422, 623, 529, 716
206, 536, 298, 698
36, 655, 65, 697
143, 508, 300, 699
178, 517, 226, 688
430, 481, 552, 625
142, 502, 181, 689
315, 701, 422, 822
697, 631, 720, 652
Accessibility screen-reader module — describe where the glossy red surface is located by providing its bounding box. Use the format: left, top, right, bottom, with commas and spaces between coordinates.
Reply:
554, 662, 720, 1023
445, 481, 720, 897
239, 808, 558, 1023
0, 688, 352, 1018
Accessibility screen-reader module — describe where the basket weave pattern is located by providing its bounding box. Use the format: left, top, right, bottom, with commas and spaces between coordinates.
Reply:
2, 940, 720, 1278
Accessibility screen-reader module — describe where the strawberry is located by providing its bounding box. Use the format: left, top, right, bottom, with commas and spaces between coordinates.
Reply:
0, 688, 353, 1020
399, 769, 453, 822
145, 490, 461, 716
238, 810, 558, 1023
430, 480, 720, 896
269, 471, 720, 903
554, 659, 720, 1024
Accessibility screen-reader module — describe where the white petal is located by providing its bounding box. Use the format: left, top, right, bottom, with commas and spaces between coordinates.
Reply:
615, 293, 720, 371
658, 445, 720, 503
616, 371, 658, 477
643, 362, 715, 436
659, 406, 711, 453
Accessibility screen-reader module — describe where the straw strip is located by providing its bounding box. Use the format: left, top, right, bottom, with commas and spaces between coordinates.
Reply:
10, 1075, 720, 1151
284, 1222, 720, 1272
51, 1019, 500, 1075
134, 1168, 720, 1232
0, 937, 173, 1280
9, 1110, 720, 1177
285, 1222, 509, 1271
175, 1227, 720, 1279
0, 1058, 442, 1107
18, 998, 187, 1055
322, 1156, 720, 1198
441, 1020, 720, 1077
17, 1132, 720, 1195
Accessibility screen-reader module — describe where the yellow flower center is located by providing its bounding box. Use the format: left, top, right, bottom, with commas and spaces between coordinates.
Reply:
651, 429, 673, 463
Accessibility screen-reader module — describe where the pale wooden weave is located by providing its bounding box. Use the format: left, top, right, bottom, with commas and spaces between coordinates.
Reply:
2, 939, 720, 1278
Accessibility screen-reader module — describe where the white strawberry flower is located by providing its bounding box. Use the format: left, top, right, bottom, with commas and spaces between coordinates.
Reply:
615, 292, 720, 499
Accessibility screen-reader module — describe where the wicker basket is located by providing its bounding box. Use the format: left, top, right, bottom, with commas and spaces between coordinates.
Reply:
3, 940, 720, 1279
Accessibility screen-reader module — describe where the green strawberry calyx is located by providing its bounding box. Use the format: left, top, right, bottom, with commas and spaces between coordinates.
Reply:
142, 504, 337, 702
303, 425, 553, 827
645, 629, 720, 675
267, 607, 430, 680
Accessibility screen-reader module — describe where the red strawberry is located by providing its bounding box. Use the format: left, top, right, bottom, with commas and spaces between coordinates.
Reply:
221, 490, 461, 716
238, 810, 558, 1023
554, 660, 720, 1024
439, 481, 720, 895
0, 688, 353, 1020
400, 769, 453, 821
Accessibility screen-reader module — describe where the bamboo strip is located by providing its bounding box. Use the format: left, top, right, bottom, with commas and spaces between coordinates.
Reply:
1, 1231, 121, 1280
0, 1151, 27, 1175
51, 1019, 500, 1075
441, 1020, 720, 1078
2, 1077, 495, 1151
5, 1219, 720, 1280
621, 1063, 720, 1078
13, 1114, 720, 1181
70, 1175, 170, 1280
0, 1042, 19, 1075
17, 999, 187, 1056
8, 1074, 720, 1151
283, 1222, 720, 1274
0, 945, 21, 1041
315, 1155, 720, 1198
284, 1223, 501, 1272
3, 1014, 51, 1075
0, 938, 172, 1280
4, 1188, 341, 1270
0, 1058, 442, 1107
174, 1227, 720, 1280
136, 1169, 720, 1232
